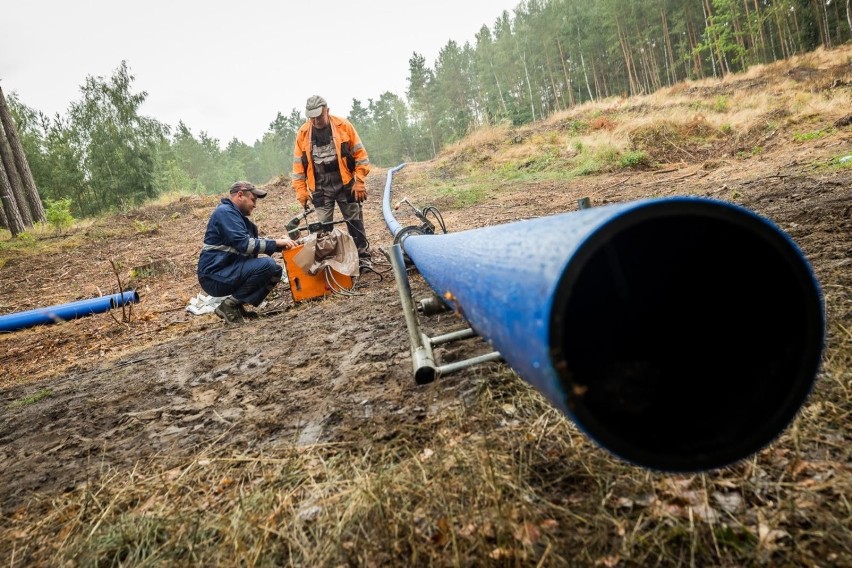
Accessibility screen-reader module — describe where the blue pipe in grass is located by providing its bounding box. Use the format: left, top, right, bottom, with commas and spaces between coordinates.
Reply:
383, 164, 824, 471
0, 290, 140, 333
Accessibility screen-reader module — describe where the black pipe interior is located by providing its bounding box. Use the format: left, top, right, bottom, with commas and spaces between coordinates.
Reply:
551, 205, 823, 471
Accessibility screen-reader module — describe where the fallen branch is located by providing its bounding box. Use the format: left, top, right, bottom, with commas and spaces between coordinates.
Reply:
640, 168, 701, 187
662, 169, 700, 183
590, 176, 630, 195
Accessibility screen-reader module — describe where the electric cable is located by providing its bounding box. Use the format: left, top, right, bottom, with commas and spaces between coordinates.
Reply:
422, 205, 447, 233
324, 266, 360, 297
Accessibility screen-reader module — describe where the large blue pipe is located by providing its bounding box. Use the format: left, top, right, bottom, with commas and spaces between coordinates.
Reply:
383, 164, 824, 471
0, 290, 140, 333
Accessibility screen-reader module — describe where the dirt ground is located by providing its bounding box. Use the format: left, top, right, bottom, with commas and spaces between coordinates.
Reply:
0, 60, 851, 565
1, 135, 848, 515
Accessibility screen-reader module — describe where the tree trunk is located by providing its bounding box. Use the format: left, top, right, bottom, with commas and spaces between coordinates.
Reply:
576, 23, 594, 101
822, 0, 833, 48
0, 86, 45, 223
556, 37, 575, 107
489, 57, 509, 115
0, 156, 25, 237
732, 15, 747, 69
426, 102, 437, 159
792, 4, 804, 54
752, 0, 769, 61
661, 8, 678, 84
847, 0, 852, 39
546, 58, 562, 114
580, 50, 594, 101
636, 22, 662, 92
0, 190, 8, 229
741, 0, 754, 55
831, 0, 843, 44
0, 130, 33, 227
615, 18, 639, 95
774, 3, 790, 59
703, 0, 731, 75
809, 0, 827, 48
520, 48, 536, 122
686, 17, 704, 78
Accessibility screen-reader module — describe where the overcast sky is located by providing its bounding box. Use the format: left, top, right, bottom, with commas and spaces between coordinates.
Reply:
2, 0, 520, 146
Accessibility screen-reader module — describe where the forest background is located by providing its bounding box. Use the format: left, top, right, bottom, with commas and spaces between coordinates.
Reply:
4, 0, 852, 220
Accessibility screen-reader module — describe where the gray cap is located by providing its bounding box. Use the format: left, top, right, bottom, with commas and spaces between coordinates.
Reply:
305, 95, 327, 118
229, 181, 267, 198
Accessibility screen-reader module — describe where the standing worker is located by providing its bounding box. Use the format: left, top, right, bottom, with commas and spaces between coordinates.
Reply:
291, 95, 373, 272
197, 181, 296, 324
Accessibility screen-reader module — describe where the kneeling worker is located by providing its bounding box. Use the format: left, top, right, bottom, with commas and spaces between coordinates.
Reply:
197, 181, 296, 323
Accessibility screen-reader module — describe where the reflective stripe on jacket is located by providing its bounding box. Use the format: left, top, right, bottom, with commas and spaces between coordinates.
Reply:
197, 198, 277, 283
290, 115, 370, 204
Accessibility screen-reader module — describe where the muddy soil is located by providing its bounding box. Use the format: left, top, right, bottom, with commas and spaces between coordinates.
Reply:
0, 131, 850, 515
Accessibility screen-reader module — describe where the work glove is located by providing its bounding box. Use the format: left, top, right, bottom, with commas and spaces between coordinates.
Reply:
353, 180, 367, 202
297, 194, 309, 208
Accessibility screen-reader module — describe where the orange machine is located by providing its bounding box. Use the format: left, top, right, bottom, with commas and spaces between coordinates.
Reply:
282, 244, 353, 302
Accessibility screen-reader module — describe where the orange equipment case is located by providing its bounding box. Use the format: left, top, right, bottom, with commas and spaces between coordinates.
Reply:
282, 244, 353, 302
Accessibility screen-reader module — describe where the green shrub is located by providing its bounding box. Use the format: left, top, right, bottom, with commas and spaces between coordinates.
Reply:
570, 120, 589, 134
45, 198, 75, 233
570, 158, 603, 176
713, 96, 731, 112
793, 128, 835, 142
16, 231, 35, 243
618, 150, 650, 168
133, 219, 159, 234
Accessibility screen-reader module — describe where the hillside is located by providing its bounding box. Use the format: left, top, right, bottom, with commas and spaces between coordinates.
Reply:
0, 46, 850, 566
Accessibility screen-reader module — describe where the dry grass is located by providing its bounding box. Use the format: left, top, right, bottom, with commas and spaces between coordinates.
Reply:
4, 354, 849, 566
433, 45, 849, 190
408, 42, 852, 195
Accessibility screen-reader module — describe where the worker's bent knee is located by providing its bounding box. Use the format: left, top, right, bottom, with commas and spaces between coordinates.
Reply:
260, 260, 283, 285
250, 257, 281, 277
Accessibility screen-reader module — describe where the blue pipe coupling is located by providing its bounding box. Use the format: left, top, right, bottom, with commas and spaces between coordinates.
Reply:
388, 184, 823, 471
0, 290, 140, 333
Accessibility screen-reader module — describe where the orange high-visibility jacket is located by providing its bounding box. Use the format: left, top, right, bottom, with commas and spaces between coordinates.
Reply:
290, 115, 370, 204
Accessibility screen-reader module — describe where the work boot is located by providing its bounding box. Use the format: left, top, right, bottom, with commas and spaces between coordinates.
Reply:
359, 257, 373, 274
215, 297, 244, 324
238, 304, 260, 320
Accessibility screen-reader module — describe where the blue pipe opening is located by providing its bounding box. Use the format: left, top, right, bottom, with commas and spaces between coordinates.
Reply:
550, 201, 824, 470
